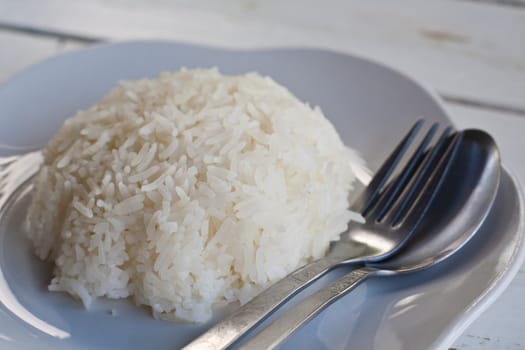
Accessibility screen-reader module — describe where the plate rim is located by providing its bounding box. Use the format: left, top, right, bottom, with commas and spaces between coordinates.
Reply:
433, 166, 525, 349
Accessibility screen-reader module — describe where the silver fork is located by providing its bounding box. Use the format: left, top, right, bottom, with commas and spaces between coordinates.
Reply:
240, 128, 497, 350
184, 120, 455, 350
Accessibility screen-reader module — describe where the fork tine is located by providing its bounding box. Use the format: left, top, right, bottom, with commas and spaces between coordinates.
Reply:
387, 126, 454, 225
365, 122, 440, 220
353, 119, 424, 215
393, 132, 463, 228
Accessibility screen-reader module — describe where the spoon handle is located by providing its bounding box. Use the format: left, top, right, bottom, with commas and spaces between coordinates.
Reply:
183, 257, 338, 350
239, 266, 376, 350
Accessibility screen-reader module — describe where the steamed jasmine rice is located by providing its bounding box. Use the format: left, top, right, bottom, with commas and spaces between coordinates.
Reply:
25, 68, 366, 322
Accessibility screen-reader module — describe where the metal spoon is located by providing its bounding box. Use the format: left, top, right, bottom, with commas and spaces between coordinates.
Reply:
240, 129, 501, 350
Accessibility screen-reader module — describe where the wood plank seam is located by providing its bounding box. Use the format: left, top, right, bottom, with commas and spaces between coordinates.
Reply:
0, 22, 100, 44
457, 0, 525, 8
441, 94, 525, 116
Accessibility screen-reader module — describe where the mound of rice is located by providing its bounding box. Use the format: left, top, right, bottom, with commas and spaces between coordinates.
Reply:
25, 68, 365, 322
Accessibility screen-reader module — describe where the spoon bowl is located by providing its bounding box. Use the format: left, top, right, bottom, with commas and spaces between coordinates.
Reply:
375, 129, 501, 273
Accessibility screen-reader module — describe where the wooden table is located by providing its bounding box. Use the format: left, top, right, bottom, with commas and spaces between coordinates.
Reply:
1, 1, 524, 348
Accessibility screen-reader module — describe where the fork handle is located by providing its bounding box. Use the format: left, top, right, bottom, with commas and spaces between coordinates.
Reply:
239, 267, 376, 350
183, 257, 338, 350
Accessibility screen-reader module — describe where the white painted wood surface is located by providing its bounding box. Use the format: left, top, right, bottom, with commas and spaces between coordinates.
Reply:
0, 31, 80, 83
0, 1, 524, 349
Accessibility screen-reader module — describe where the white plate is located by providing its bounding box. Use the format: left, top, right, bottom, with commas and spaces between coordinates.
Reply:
0, 42, 524, 350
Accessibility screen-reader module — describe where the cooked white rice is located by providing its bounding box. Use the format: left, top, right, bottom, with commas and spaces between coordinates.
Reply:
25, 68, 366, 322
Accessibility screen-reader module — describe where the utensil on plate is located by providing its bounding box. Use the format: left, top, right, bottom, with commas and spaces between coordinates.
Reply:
185, 120, 461, 350
241, 128, 501, 350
